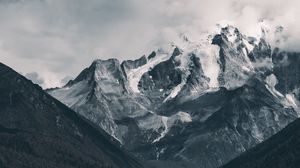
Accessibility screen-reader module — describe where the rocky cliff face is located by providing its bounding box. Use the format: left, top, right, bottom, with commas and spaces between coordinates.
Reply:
48, 25, 300, 168
272, 50, 300, 100
146, 78, 297, 168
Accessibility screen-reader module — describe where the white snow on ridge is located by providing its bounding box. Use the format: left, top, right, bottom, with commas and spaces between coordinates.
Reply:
164, 37, 221, 101
127, 52, 172, 93
163, 51, 191, 102
126, 23, 268, 94
152, 111, 192, 143
265, 74, 299, 111
243, 39, 255, 53
164, 82, 185, 102
198, 41, 220, 88
285, 94, 298, 109
226, 26, 238, 43
265, 74, 284, 98
152, 116, 168, 143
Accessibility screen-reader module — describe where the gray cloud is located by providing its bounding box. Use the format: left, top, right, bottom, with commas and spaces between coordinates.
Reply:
25, 72, 44, 85
60, 76, 73, 85
0, 0, 299, 88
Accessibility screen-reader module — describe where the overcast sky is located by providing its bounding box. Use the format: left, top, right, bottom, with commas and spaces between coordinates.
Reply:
0, 0, 300, 88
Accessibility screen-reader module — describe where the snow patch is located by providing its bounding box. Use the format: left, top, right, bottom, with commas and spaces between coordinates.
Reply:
285, 94, 298, 109
226, 26, 238, 43
163, 51, 192, 102
265, 74, 299, 111
127, 50, 173, 93
242, 66, 251, 72
265, 74, 284, 98
198, 42, 220, 88
153, 116, 169, 143
164, 81, 186, 102
156, 147, 166, 160
176, 112, 192, 123
152, 111, 192, 143
243, 39, 255, 53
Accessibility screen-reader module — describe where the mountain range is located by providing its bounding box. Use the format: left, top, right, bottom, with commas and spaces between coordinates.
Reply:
0, 22, 299, 168
46, 25, 300, 168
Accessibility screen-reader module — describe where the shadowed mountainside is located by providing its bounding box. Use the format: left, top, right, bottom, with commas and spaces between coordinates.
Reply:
0, 62, 142, 168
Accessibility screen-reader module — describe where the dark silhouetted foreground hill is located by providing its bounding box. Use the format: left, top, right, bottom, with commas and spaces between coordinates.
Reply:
0, 62, 142, 168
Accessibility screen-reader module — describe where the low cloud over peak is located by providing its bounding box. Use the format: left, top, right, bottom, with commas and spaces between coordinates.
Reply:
0, 0, 299, 88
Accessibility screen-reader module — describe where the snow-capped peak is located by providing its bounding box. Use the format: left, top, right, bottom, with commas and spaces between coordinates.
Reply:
127, 24, 272, 94
62, 24, 274, 99
127, 47, 175, 93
